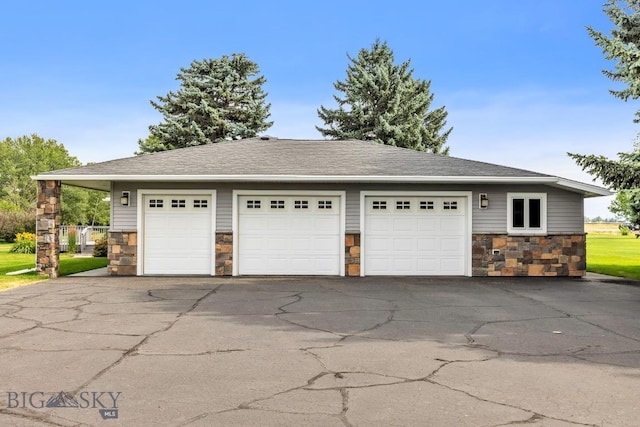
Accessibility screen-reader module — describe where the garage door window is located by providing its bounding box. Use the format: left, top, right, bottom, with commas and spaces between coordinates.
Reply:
294, 200, 309, 209
171, 199, 186, 208
149, 199, 163, 208
270, 200, 285, 209
443, 201, 458, 210
318, 200, 332, 209
372, 200, 387, 210
396, 201, 411, 210
507, 193, 547, 234
247, 200, 261, 209
420, 201, 434, 210
193, 199, 208, 208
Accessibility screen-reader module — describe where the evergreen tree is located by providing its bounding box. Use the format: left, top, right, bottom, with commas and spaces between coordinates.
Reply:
588, 0, 640, 122
570, 143, 640, 189
139, 55, 272, 153
570, 1, 640, 189
317, 40, 452, 154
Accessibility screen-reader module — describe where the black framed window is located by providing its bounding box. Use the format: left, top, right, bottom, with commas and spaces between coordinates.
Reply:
508, 193, 546, 233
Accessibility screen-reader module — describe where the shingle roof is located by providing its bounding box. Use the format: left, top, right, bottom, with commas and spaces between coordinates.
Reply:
34, 138, 610, 196
43, 138, 548, 178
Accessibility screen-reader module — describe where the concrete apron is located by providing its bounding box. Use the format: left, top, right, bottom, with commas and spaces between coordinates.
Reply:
0, 275, 638, 426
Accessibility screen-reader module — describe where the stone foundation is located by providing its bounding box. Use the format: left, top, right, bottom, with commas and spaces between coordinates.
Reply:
345, 233, 361, 276
472, 234, 586, 277
108, 231, 137, 276
216, 233, 233, 276
36, 180, 61, 278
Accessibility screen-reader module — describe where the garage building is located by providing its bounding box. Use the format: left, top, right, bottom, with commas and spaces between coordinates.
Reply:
35, 137, 609, 278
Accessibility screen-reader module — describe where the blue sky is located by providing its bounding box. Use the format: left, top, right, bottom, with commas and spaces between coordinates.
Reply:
2, 1, 637, 217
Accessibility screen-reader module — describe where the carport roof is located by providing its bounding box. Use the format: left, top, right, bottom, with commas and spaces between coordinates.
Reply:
34, 137, 610, 196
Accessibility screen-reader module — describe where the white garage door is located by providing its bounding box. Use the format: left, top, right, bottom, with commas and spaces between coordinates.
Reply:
143, 194, 213, 275
364, 196, 467, 275
238, 195, 341, 275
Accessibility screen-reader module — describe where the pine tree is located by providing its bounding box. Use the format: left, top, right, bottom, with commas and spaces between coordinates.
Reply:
138, 55, 272, 153
570, 1, 640, 189
317, 40, 452, 154
587, 0, 640, 122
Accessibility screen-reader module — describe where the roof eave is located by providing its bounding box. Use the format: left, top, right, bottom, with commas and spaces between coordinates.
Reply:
32, 174, 611, 196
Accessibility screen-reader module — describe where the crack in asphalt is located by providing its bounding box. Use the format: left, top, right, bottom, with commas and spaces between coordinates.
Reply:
69, 284, 224, 395
425, 360, 600, 427
492, 285, 639, 342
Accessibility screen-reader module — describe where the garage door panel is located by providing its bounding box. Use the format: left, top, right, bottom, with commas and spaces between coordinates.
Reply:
440, 258, 464, 274
240, 237, 264, 251
313, 258, 339, 272
440, 217, 464, 233
417, 237, 438, 251
266, 217, 290, 231
240, 217, 265, 232
367, 217, 393, 233
238, 195, 341, 275
393, 218, 416, 232
315, 216, 340, 229
416, 218, 437, 232
290, 238, 311, 251
312, 237, 339, 252
366, 257, 391, 274
441, 237, 464, 252
367, 236, 392, 251
393, 238, 414, 251
416, 259, 439, 273
291, 217, 312, 231
392, 259, 414, 273
365, 196, 467, 276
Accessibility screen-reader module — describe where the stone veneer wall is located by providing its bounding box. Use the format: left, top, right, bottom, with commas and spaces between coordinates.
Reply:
36, 180, 61, 278
345, 233, 361, 276
472, 234, 586, 277
108, 231, 137, 276
216, 232, 233, 276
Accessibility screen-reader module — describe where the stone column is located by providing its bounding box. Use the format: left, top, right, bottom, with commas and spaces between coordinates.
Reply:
215, 233, 233, 276
36, 180, 61, 278
107, 231, 138, 276
345, 233, 361, 276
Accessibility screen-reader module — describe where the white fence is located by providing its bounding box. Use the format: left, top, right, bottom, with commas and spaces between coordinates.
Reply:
60, 226, 108, 253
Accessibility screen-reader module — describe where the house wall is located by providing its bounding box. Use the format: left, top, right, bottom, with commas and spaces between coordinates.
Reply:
108, 181, 587, 277
111, 182, 585, 234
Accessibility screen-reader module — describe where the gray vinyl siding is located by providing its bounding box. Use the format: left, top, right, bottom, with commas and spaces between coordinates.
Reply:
111, 181, 585, 235
547, 189, 584, 233
111, 182, 138, 231
471, 189, 508, 233
345, 189, 360, 232
216, 188, 233, 232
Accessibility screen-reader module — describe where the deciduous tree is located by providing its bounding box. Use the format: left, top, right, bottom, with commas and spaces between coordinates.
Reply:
0, 135, 109, 241
609, 188, 640, 224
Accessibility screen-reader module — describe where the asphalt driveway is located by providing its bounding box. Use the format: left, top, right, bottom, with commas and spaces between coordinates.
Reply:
0, 275, 639, 426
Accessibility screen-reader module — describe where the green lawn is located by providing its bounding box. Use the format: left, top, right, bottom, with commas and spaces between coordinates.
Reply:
0, 243, 108, 290
587, 233, 640, 280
